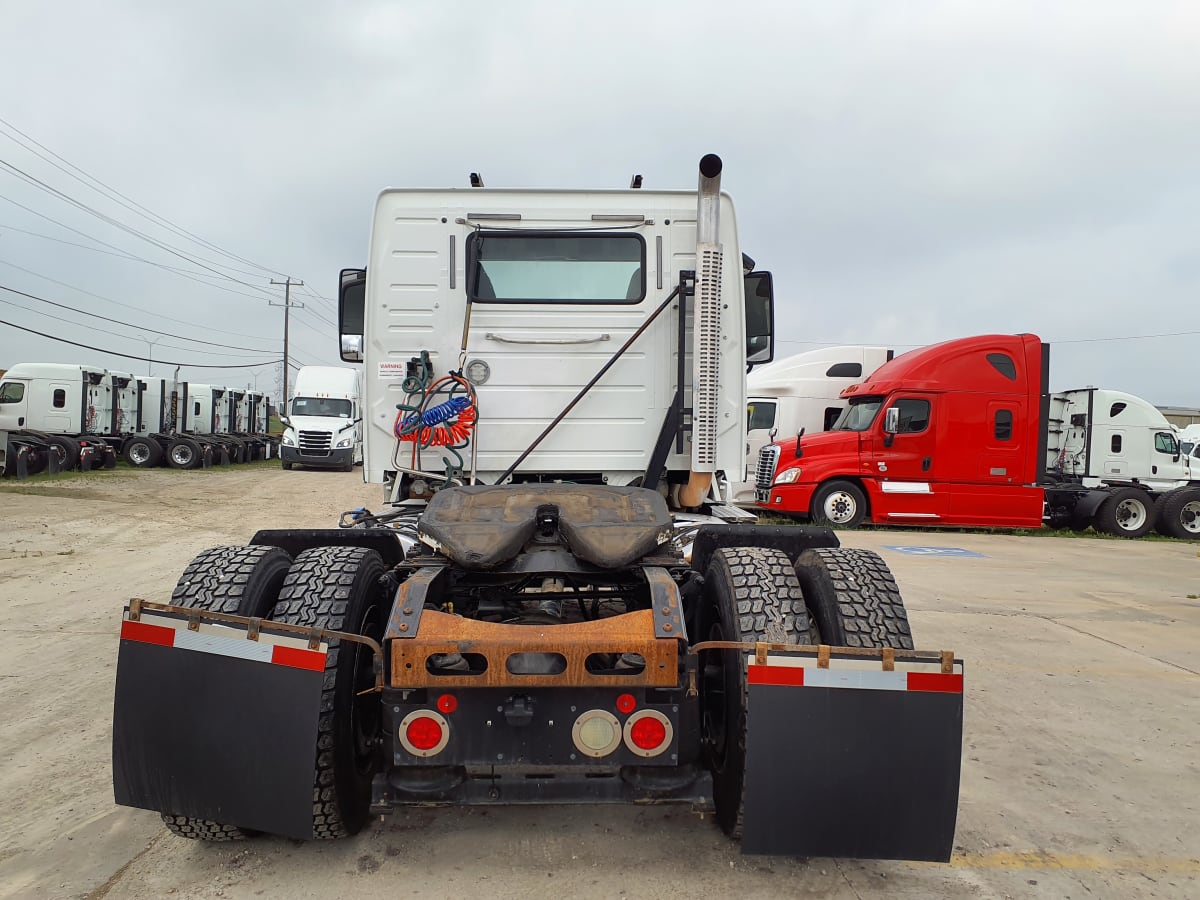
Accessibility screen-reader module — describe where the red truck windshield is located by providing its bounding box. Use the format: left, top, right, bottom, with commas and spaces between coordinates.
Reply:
831, 398, 882, 432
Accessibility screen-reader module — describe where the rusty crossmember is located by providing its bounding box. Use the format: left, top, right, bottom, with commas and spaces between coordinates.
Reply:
124, 598, 387, 690
689, 639, 957, 674
390, 608, 681, 688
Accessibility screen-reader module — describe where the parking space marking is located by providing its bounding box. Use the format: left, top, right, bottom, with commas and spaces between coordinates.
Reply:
884, 545, 986, 558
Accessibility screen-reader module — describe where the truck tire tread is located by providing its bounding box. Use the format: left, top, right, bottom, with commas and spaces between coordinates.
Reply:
1158, 487, 1200, 540
701, 547, 815, 841
794, 547, 914, 649
1094, 486, 1155, 539
271, 546, 386, 840
162, 544, 294, 840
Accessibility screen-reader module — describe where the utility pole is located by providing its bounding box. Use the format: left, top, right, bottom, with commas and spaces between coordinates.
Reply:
269, 278, 304, 411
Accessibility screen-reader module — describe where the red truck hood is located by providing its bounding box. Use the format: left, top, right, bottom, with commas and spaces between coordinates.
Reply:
773, 430, 862, 468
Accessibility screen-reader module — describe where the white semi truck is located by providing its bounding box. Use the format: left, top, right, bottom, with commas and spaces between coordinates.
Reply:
0, 362, 119, 474
1180, 424, 1200, 462
279, 365, 361, 471
114, 156, 964, 862
1047, 387, 1200, 538
0, 364, 274, 474
732, 346, 893, 503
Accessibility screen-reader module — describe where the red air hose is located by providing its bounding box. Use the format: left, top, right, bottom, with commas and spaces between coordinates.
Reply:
393, 374, 477, 447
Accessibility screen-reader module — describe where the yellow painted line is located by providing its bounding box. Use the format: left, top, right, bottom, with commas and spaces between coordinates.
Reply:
942, 851, 1200, 873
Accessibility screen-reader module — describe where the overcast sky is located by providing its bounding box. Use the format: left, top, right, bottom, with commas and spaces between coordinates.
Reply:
1, 1, 1197, 406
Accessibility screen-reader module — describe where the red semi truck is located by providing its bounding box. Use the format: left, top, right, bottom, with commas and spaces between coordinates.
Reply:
755, 333, 1200, 539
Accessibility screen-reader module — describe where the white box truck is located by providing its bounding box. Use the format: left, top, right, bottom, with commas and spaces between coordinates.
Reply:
279, 366, 361, 471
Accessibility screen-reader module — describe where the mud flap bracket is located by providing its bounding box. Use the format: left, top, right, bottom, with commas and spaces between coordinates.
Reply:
741, 649, 963, 861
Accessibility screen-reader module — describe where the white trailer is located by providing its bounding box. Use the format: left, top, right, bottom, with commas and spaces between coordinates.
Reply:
279, 366, 361, 471
732, 346, 892, 503
0, 363, 119, 473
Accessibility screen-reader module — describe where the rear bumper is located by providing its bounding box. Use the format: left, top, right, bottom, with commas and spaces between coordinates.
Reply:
281, 445, 355, 467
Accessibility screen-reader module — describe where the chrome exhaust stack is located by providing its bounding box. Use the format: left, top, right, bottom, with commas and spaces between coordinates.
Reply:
677, 154, 724, 508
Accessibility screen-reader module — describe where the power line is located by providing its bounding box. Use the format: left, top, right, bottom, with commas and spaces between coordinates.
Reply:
0, 195, 290, 315
0, 156, 282, 292
0, 260, 279, 346
0, 317, 283, 368
0, 294, 270, 359
0, 279, 277, 354
0, 218, 294, 303
0, 115, 289, 279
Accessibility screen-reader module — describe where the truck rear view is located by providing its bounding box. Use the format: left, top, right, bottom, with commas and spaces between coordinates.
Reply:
111, 156, 964, 863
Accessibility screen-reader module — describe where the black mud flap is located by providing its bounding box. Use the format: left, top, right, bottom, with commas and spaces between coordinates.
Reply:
112, 607, 325, 839
741, 650, 963, 861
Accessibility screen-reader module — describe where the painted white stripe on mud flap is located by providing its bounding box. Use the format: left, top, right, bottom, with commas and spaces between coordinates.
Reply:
171, 627, 275, 663
800, 668, 907, 691
760, 655, 957, 676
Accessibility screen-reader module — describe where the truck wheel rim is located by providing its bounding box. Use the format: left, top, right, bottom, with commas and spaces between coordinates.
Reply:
172, 446, 193, 466
1115, 499, 1147, 530
129, 443, 150, 464
1181, 501, 1200, 534
824, 491, 857, 524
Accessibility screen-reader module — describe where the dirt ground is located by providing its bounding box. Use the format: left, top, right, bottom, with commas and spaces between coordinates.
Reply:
0, 465, 1197, 899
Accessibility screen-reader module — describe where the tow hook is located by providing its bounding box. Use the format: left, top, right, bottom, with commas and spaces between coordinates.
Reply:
503, 695, 535, 727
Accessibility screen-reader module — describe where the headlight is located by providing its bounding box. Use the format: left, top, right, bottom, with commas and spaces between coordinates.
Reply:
336, 438, 352, 448
282, 433, 295, 446
774, 467, 801, 485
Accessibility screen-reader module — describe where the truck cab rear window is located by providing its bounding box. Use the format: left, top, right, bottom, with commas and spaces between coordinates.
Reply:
0, 382, 23, 403
467, 232, 645, 303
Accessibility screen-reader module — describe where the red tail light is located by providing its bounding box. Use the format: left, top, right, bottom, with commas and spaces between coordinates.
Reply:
399, 710, 449, 757
623, 709, 672, 757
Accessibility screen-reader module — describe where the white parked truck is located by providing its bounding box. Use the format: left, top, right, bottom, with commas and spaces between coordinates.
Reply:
1046, 387, 1200, 538
733, 346, 893, 503
0, 362, 119, 474
1179, 424, 1200, 463
279, 365, 361, 471
112, 155, 964, 863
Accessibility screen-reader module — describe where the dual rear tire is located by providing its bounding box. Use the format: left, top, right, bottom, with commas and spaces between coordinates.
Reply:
1155, 487, 1200, 540
163, 544, 386, 841
699, 544, 913, 839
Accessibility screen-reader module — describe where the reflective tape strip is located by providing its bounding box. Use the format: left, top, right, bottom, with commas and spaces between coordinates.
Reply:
748, 657, 963, 694
120, 613, 327, 672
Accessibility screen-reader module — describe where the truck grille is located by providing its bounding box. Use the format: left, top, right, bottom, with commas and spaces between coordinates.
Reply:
298, 431, 332, 457
755, 444, 781, 502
